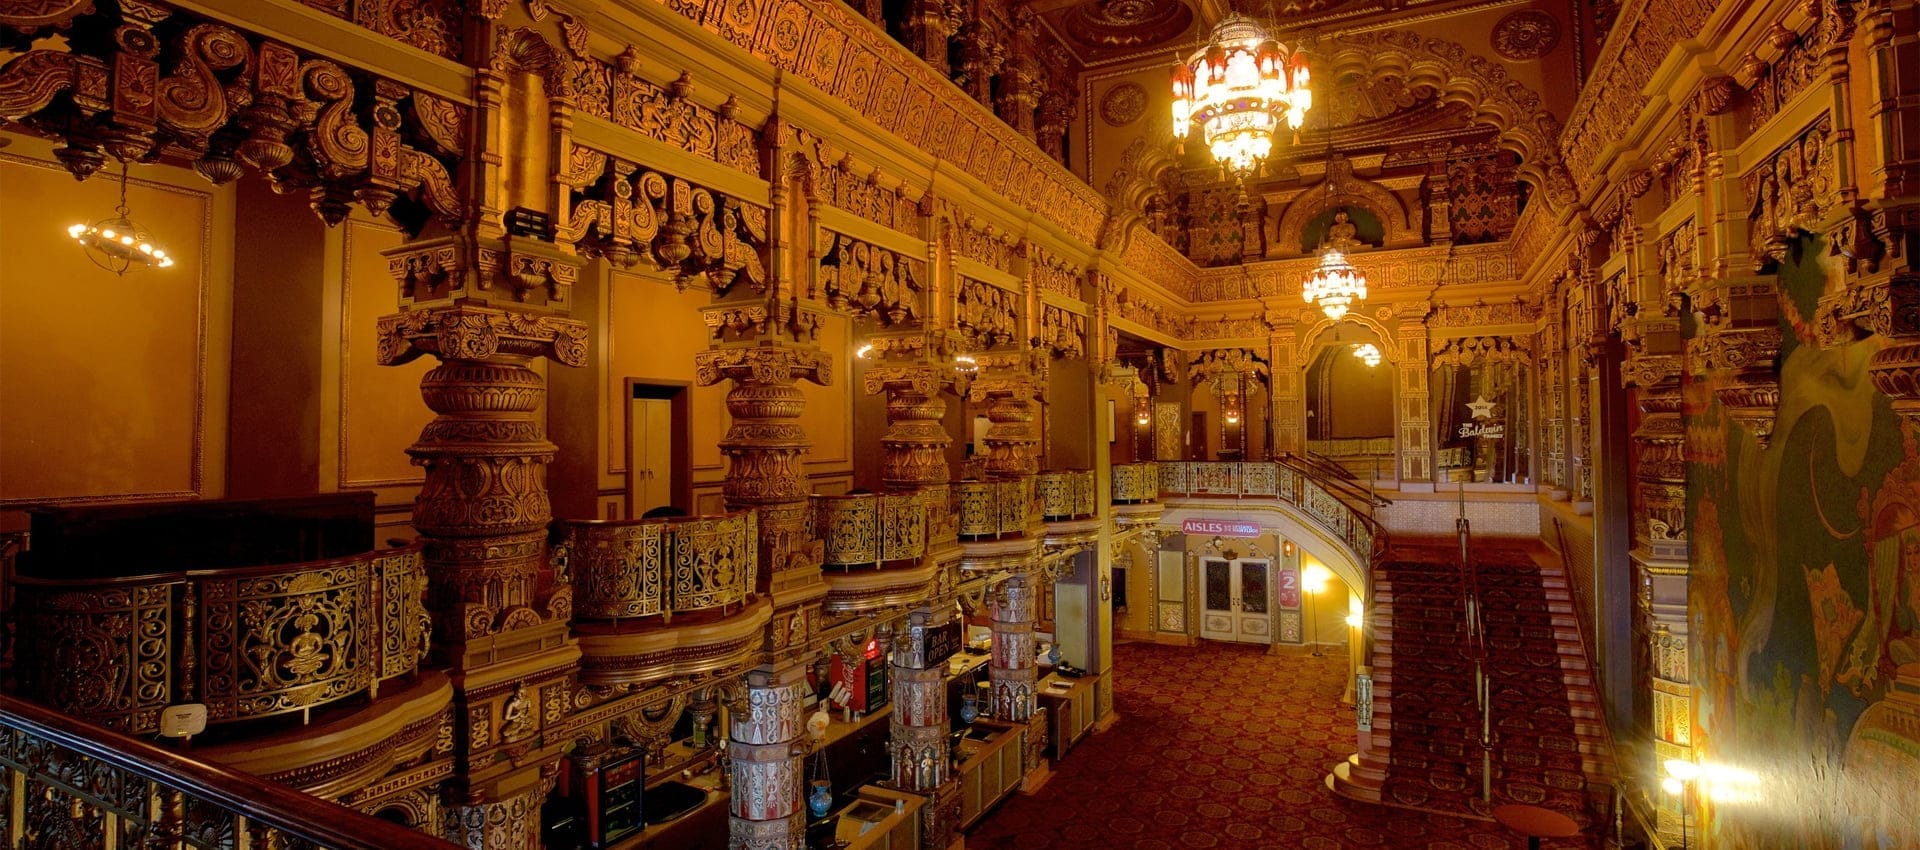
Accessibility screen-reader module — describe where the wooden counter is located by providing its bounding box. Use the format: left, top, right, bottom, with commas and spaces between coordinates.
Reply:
955, 719, 1024, 830
1036, 672, 1098, 762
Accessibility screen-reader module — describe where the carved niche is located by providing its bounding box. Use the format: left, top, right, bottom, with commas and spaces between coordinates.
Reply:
818, 233, 925, 326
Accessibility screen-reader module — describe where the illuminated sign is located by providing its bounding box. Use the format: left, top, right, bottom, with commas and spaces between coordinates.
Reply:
1181, 518, 1262, 537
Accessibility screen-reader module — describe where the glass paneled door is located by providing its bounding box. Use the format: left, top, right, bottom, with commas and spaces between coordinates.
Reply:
1200, 558, 1273, 643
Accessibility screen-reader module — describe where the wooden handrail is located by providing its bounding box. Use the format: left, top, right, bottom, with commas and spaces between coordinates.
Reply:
0, 694, 461, 849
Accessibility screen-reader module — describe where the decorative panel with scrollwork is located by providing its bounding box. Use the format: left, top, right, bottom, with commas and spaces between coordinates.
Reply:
812, 492, 928, 566
955, 277, 1018, 349
1746, 116, 1835, 271
573, 58, 761, 176
818, 233, 925, 325
555, 521, 667, 619
12, 544, 432, 734
954, 478, 1034, 537
564, 159, 768, 296
1039, 304, 1085, 359
1111, 462, 1159, 503
12, 581, 176, 733
0, 3, 465, 226
669, 511, 756, 614
199, 564, 375, 723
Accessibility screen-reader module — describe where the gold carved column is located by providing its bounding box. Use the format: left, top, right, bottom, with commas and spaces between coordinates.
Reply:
381, 235, 586, 849
694, 341, 828, 850
971, 366, 1041, 479
864, 364, 952, 489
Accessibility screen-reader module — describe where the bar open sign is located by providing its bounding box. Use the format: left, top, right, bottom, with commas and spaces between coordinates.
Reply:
1181, 518, 1261, 537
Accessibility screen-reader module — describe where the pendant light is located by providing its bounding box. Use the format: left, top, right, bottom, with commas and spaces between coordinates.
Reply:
68, 160, 174, 275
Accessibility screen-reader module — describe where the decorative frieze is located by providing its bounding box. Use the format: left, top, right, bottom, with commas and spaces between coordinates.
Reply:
561, 158, 769, 295
818, 233, 924, 325
1039, 304, 1086, 360
956, 277, 1020, 349
0, 2, 464, 225
573, 61, 761, 176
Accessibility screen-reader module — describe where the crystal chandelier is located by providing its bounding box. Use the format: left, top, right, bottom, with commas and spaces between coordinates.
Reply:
1351, 343, 1382, 368
67, 160, 174, 275
1303, 247, 1366, 319
1170, 14, 1312, 176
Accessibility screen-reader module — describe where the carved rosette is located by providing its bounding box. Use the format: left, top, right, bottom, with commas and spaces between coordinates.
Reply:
377, 303, 586, 641
988, 576, 1037, 722
729, 666, 806, 849
863, 366, 952, 489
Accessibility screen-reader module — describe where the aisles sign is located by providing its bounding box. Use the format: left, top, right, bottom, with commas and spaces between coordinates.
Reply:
1181, 518, 1262, 538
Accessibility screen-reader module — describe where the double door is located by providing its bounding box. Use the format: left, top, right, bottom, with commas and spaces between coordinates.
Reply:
1200, 558, 1272, 644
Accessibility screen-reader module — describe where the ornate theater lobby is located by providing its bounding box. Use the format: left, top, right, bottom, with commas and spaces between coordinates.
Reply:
2, 0, 1918, 847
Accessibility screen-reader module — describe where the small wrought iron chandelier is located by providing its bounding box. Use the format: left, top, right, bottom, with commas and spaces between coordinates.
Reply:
1170, 13, 1312, 177
68, 160, 174, 275
1351, 343, 1382, 368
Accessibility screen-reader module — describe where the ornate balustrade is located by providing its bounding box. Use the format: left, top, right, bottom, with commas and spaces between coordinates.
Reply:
552, 510, 757, 622
1111, 462, 1159, 504
1036, 470, 1097, 520
811, 491, 929, 568
1150, 461, 1387, 565
0, 693, 458, 849
10, 546, 431, 736
954, 477, 1036, 538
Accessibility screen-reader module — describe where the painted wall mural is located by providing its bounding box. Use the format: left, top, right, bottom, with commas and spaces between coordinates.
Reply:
1688, 240, 1920, 849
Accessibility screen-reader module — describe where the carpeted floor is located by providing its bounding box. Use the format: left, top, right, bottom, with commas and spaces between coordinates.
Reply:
966, 640, 1594, 849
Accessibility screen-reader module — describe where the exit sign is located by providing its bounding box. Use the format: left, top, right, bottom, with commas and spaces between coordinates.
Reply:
1181, 519, 1261, 537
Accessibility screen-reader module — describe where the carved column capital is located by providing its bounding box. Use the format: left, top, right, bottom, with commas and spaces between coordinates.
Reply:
864, 364, 954, 489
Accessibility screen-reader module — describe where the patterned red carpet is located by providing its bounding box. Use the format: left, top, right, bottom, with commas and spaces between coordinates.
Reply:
966, 640, 1593, 849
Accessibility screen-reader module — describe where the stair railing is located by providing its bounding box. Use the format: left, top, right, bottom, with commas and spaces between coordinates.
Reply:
1456, 484, 1493, 804
0, 693, 459, 849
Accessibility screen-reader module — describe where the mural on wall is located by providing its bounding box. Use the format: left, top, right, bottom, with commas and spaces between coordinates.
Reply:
1688, 239, 1920, 849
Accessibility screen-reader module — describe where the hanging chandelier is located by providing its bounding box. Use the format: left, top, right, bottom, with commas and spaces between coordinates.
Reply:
1303, 247, 1366, 319
67, 160, 174, 275
1351, 343, 1382, 368
1171, 14, 1312, 176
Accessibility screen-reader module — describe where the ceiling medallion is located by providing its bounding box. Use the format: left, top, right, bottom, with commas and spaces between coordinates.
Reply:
1066, 0, 1194, 50
1101, 83, 1149, 126
1491, 10, 1561, 61
1171, 14, 1313, 178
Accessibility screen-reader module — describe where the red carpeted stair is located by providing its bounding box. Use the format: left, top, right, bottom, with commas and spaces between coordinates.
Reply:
1334, 538, 1608, 835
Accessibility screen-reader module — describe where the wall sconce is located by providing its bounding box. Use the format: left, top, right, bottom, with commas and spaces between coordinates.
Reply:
1282, 540, 1295, 557
855, 342, 874, 359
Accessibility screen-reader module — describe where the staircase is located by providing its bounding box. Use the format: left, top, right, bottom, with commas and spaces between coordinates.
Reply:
1330, 538, 1611, 830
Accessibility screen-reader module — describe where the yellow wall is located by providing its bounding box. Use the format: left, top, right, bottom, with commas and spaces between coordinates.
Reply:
0, 144, 233, 509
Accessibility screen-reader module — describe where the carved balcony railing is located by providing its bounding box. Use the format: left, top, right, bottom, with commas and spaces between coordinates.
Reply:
552, 510, 757, 622
812, 491, 929, 568
0, 693, 459, 849
1036, 470, 1097, 520
10, 545, 431, 736
1111, 462, 1160, 504
1153, 461, 1388, 567
954, 477, 1037, 538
